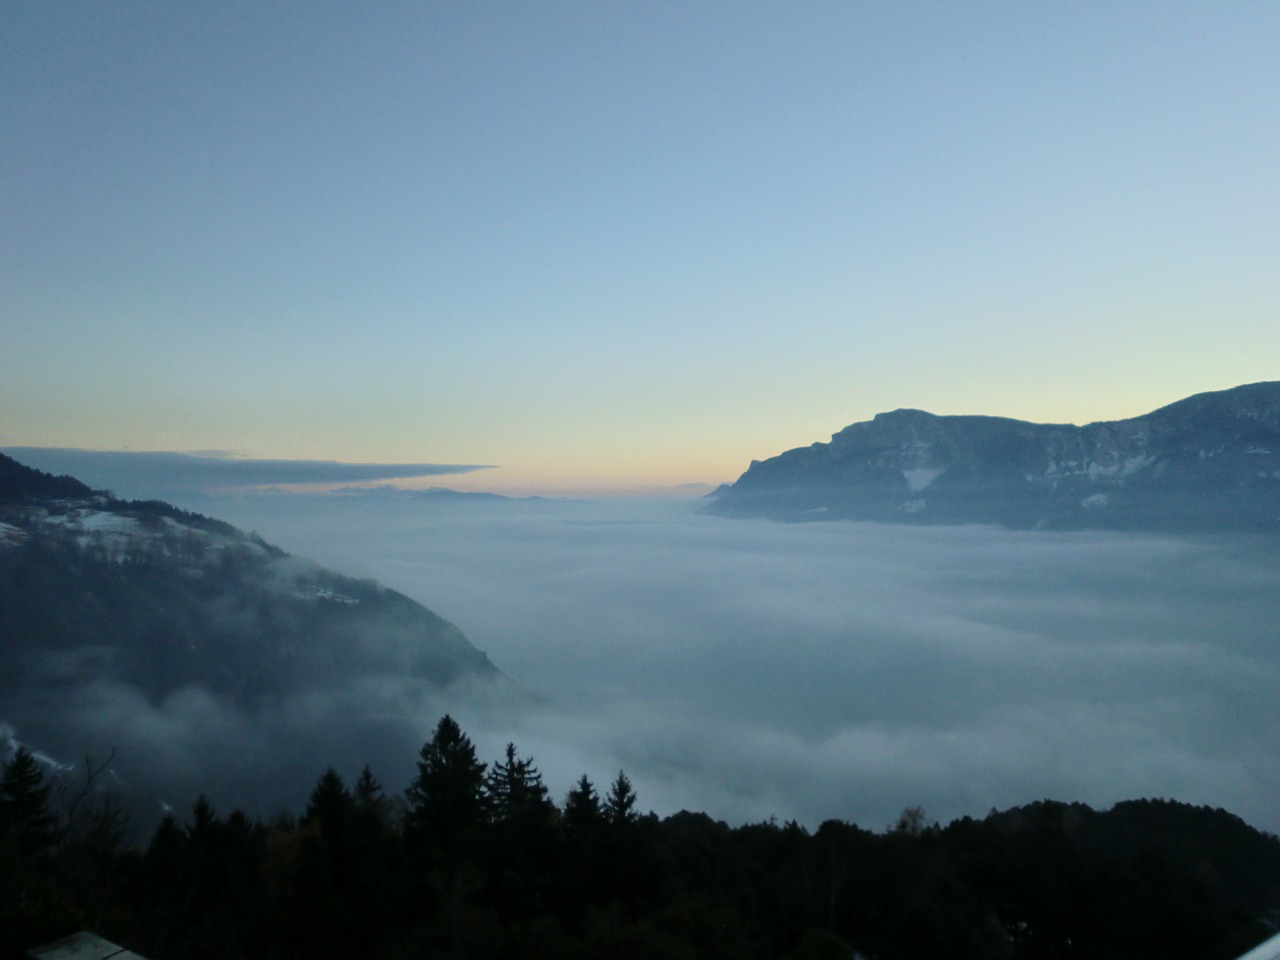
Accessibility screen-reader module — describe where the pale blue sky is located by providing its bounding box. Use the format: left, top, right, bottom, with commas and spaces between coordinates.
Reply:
4, 2, 1277, 493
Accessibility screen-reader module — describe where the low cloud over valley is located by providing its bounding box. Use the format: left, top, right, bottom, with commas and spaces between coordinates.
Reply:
159, 493, 1279, 833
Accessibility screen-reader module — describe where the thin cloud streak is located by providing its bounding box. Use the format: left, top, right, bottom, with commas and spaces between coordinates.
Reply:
0, 448, 494, 499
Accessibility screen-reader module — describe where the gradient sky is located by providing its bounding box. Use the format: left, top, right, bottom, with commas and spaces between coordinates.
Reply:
3, 2, 1277, 494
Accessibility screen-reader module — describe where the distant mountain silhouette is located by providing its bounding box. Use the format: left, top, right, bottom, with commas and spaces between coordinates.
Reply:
706, 382, 1280, 532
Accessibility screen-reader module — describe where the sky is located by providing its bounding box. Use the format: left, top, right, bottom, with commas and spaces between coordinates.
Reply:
3, 2, 1279, 494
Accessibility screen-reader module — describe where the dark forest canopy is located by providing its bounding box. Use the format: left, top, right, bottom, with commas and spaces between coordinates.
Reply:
4, 718, 1279, 960
0, 452, 96, 504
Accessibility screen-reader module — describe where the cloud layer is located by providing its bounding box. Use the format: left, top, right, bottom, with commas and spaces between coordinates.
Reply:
188, 494, 1280, 833
1, 448, 492, 501
7, 487, 1275, 833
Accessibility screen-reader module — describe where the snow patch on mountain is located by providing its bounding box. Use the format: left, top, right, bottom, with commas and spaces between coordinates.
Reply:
15, 502, 278, 573
295, 584, 360, 605
706, 381, 1280, 532
902, 468, 945, 492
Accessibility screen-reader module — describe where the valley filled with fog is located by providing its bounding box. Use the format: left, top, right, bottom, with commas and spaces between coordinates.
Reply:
198, 492, 1280, 834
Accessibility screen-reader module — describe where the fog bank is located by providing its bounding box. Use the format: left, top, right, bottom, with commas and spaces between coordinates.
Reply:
193, 493, 1279, 832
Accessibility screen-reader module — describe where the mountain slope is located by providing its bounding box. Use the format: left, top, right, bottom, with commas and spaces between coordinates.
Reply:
705, 382, 1280, 532
0, 452, 509, 814
0, 453, 499, 702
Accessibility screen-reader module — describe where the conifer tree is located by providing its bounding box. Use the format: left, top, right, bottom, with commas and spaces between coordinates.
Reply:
353, 764, 391, 831
304, 768, 354, 838
404, 715, 488, 862
564, 774, 603, 834
481, 743, 559, 918
343, 763, 397, 953
486, 742, 551, 825
0, 746, 58, 854
605, 770, 638, 827
354, 765, 383, 808
188, 793, 218, 837
1, 746, 61, 940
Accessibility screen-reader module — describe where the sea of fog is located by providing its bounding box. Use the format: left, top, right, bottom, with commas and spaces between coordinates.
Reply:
195, 492, 1280, 834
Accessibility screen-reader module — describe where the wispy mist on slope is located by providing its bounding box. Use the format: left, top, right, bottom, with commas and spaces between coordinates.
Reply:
0, 454, 520, 823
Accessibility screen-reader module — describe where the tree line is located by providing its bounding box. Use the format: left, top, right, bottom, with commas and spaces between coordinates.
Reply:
3, 715, 1279, 959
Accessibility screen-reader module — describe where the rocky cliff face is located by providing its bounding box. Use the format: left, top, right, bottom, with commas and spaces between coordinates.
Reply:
706, 382, 1280, 532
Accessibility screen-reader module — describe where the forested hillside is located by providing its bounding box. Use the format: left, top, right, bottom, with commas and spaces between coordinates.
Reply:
4, 717, 1278, 960
0, 452, 510, 816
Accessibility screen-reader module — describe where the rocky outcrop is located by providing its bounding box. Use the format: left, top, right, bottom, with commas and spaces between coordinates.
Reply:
706, 382, 1280, 532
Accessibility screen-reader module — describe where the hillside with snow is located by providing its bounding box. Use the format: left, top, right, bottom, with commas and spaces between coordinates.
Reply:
0, 453, 511, 814
706, 382, 1280, 531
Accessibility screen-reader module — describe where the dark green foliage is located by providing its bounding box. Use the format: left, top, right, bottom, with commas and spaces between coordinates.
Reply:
0, 492, 498, 717
304, 768, 354, 838
0, 453, 96, 503
482, 744, 559, 924
117, 498, 255, 542
1, 747, 57, 851
404, 715, 489, 867
0, 748, 134, 951
785, 927, 853, 960
605, 770, 637, 826
5, 722, 1280, 959
564, 774, 603, 833
0, 747, 61, 945
354, 764, 385, 814
486, 742, 551, 825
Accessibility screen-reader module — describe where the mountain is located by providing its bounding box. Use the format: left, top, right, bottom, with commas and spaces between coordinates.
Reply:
0, 452, 510, 813
705, 382, 1280, 532
0, 453, 500, 701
